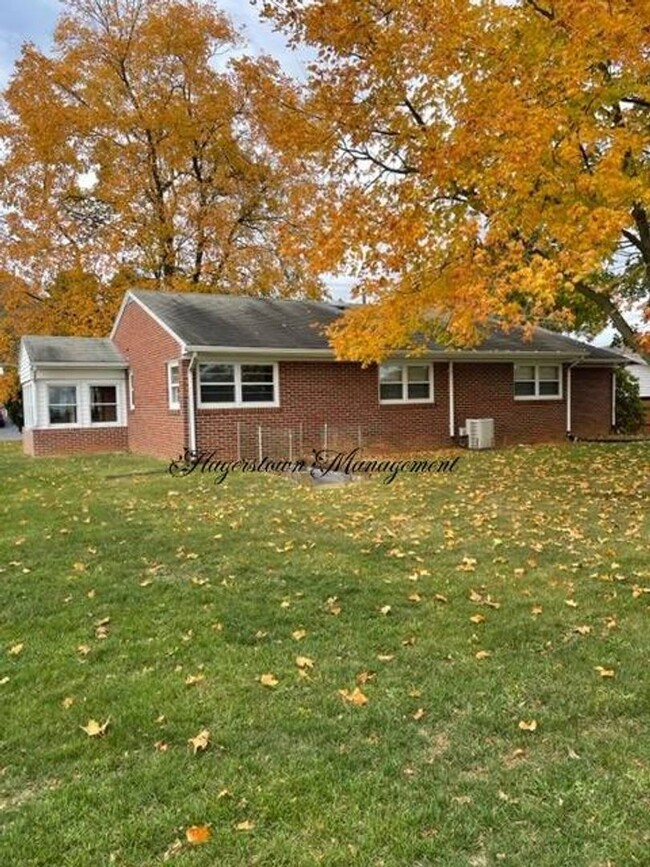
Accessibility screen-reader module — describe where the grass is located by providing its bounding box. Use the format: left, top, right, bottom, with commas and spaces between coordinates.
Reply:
0, 440, 649, 866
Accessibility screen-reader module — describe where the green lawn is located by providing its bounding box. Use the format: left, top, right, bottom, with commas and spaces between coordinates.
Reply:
1, 441, 649, 866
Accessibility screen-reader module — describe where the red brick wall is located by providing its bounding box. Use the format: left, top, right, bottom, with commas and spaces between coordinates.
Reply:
24, 425, 128, 456
112, 299, 186, 459
571, 367, 614, 437
454, 363, 567, 446
195, 361, 450, 459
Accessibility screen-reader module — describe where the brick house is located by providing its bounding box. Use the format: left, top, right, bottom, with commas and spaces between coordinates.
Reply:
19, 289, 625, 458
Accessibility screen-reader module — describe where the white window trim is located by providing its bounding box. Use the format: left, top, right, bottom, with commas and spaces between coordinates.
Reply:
168, 361, 180, 410
46, 383, 80, 429
197, 361, 280, 409
514, 363, 563, 401
378, 363, 435, 405
88, 384, 121, 427
128, 370, 135, 411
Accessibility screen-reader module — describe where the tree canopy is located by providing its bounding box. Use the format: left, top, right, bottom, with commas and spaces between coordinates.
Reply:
261, 0, 650, 359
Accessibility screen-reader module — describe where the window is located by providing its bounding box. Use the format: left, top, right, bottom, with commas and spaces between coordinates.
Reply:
198, 362, 277, 407
514, 364, 561, 399
129, 371, 135, 410
48, 385, 78, 425
90, 385, 118, 423
379, 363, 433, 403
168, 362, 180, 409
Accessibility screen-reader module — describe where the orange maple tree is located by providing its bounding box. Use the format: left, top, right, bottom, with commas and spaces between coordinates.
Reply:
261, 0, 650, 360
0, 0, 317, 400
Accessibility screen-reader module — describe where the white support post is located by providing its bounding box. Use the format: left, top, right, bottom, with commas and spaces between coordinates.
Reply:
566, 365, 572, 433
288, 430, 293, 462
448, 362, 455, 438
257, 425, 263, 462
612, 370, 617, 428
323, 422, 328, 452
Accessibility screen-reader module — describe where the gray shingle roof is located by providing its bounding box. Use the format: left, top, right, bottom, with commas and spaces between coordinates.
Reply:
22, 336, 127, 366
131, 290, 623, 361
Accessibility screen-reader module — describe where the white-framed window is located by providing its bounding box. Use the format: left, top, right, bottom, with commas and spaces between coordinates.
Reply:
378, 363, 434, 404
197, 362, 278, 407
48, 384, 78, 425
90, 385, 118, 424
514, 364, 562, 399
168, 362, 180, 409
128, 371, 135, 410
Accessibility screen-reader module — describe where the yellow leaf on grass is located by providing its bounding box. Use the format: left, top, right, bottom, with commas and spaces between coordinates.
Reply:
475, 650, 491, 660
292, 629, 307, 641
380, 605, 392, 616
377, 653, 395, 662
356, 670, 375, 685
185, 674, 205, 686
235, 819, 255, 831
186, 825, 211, 844
295, 656, 314, 670
594, 666, 616, 678
80, 717, 110, 737
62, 696, 74, 709
470, 614, 486, 624
518, 719, 537, 732
339, 687, 368, 706
8, 643, 24, 656
77, 644, 91, 656
531, 605, 543, 616
412, 708, 426, 721
187, 729, 210, 754
260, 673, 279, 688
565, 599, 578, 608
574, 625, 591, 636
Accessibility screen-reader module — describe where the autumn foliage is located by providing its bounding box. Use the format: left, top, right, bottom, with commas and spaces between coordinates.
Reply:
261, 0, 650, 359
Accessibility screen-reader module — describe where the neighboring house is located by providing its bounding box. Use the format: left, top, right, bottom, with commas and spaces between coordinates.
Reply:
19, 289, 625, 458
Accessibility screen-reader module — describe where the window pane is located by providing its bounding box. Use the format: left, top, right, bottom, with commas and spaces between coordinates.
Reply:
514, 365, 535, 381
241, 364, 274, 383
201, 384, 235, 403
539, 380, 560, 396
49, 405, 77, 424
200, 363, 234, 384
91, 403, 118, 423
407, 382, 430, 400
514, 381, 536, 396
539, 365, 560, 381
169, 364, 179, 385
407, 365, 429, 383
379, 364, 402, 383
380, 383, 403, 401
49, 386, 76, 406
90, 385, 117, 423
91, 386, 116, 404
242, 384, 274, 402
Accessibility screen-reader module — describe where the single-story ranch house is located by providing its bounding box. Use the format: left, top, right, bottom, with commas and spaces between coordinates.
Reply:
19, 289, 625, 458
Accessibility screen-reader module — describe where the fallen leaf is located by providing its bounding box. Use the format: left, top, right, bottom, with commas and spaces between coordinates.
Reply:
62, 696, 74, 709
565, 599, 578, 608
185, 674, 205, 686
187, 729, 210, 754
475, 650, 491, 660
260, 673, 279, 688
339, 687, 368, 706
295, 656, 314, 670
434, 594, 448, 603
379, 605, 392, 616
154, 740, 169, 752
574, 625, 591, 636
470, 614, 486, 624
186, 825, 211, 845
80, 717, 110, 737
77, 644, 91, 656
377, 653, 395, 662
292, 629, 307, 641
518, 719, 537, 732
531, 605, 543, 616
412, 708, 426, 721
163, 838, 184, 861
235, 819, 255, 831
0, 676, 9, 686
408, 593, 422, 603
356, 670, 375, 685
8, 643, 23, 656
594, 666, 616, 678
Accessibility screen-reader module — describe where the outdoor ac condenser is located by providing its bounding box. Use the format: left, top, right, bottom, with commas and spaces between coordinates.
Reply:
466, 418, 495, 450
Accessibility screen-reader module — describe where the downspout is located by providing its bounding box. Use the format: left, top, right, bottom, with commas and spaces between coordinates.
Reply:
611, 369, 617, 430
448, 361, 455, 438
566, 359, 582, 436
187, 352, 197, 454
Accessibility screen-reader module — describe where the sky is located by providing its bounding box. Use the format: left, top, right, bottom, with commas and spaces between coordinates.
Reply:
0, 0, 309, 87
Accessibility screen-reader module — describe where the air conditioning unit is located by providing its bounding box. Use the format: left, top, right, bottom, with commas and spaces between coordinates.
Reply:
466, 418, 494, 450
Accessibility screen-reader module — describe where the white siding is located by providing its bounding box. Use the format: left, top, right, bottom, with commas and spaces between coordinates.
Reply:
33, 369, 127, 429
628, 361, 650, 398
18, 343, 33, 385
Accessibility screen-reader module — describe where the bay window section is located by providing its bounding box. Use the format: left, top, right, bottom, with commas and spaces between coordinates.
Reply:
48, 385, 77, 425
90, 385, 118, 423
